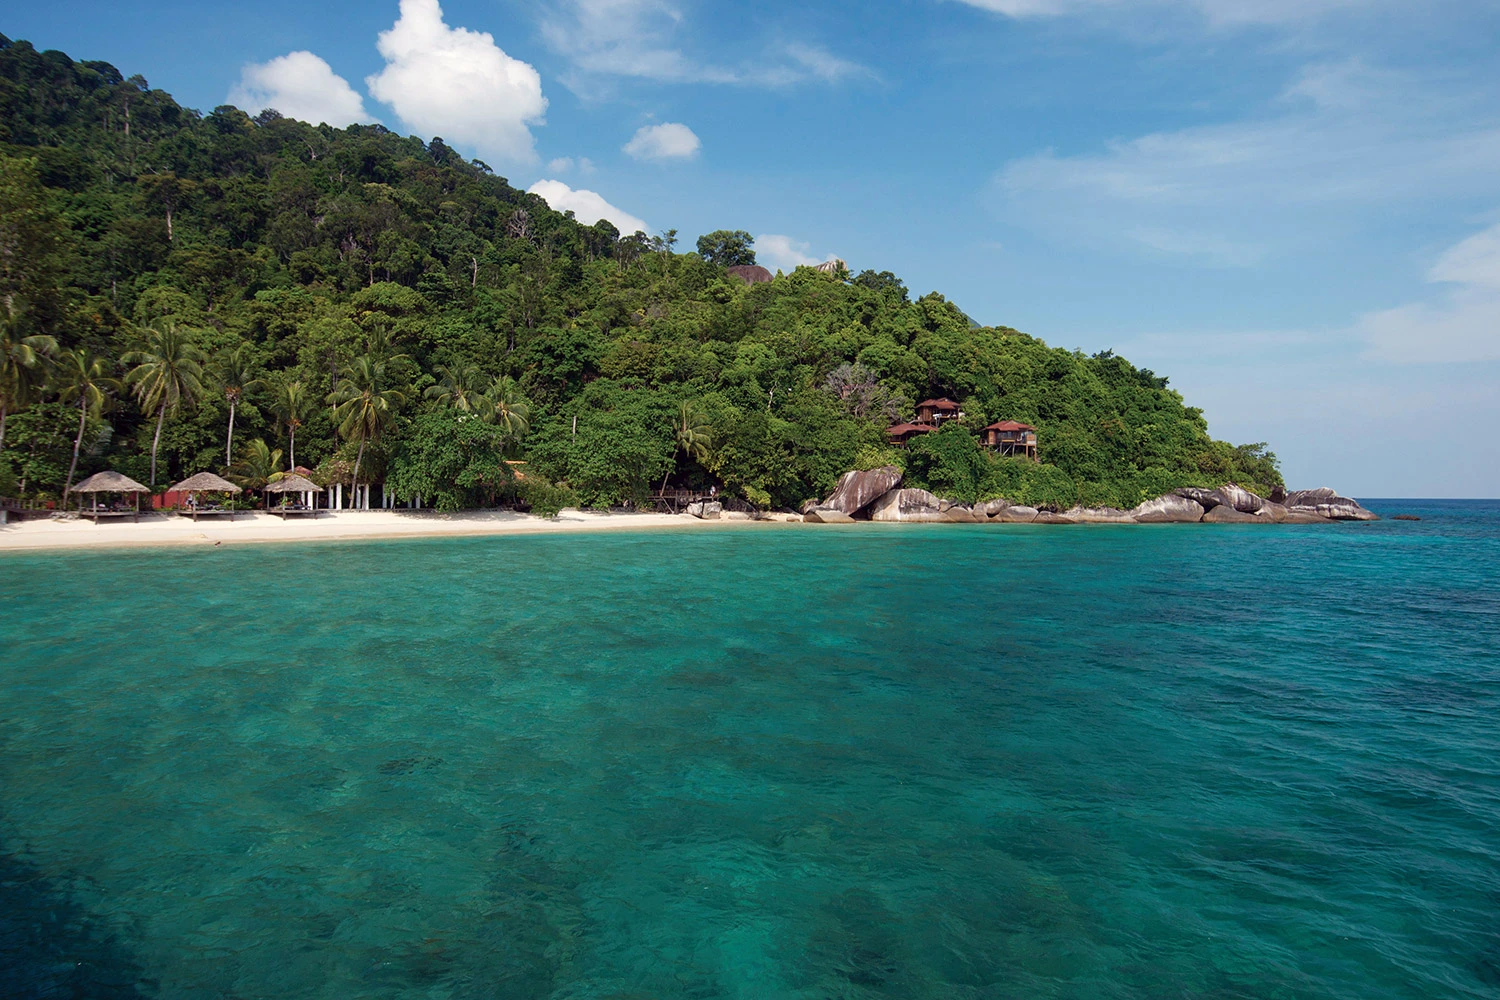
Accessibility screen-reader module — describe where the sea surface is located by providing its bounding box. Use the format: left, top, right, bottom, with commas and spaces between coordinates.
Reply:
0, 499, 1497, 999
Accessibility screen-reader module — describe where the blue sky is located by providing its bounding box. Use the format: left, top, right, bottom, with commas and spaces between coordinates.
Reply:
8, 0, 1500, 496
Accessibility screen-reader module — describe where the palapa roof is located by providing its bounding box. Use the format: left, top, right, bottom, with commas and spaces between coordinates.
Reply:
72, 470, 149, 493
986, 420, 1035, 432
263, 474, 320, 493
170, 472, 242, 493
916, 398, 961, 411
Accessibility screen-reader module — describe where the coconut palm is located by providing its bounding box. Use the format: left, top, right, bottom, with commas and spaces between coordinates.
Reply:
488, 375, 530, 438
123, 324, 206, 486
226, 438, 283, 492
661, 402, 712, 493
57, 349, 118, 502
424, 364, 490, 415
212, 344, 263, 467
328, 354, 404, 490
0, 315, 57, 456
271, 378, 313, 471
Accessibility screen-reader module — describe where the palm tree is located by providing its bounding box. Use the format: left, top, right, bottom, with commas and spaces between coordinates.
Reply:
328, 354, 404, 490
212, 344, 262, 467
424, 364, 490, 415
662, 402, 712, 493
57, 349, 117, 503
488, 375, 530, 438
123, 324, 206, 487
271, 379, 313, 471
0, 316, 57, 456
226, 438, 283, 493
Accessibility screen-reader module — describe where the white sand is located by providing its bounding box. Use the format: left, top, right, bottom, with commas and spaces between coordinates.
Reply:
0, 508, 805, 552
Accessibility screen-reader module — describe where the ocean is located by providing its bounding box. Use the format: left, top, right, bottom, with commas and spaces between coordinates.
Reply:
1, 499, 1496, 998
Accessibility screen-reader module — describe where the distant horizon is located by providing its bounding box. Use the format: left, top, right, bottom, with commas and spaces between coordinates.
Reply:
5, 0, 1498, 497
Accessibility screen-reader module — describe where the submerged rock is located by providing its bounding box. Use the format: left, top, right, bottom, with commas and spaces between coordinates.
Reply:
1285, 487, 1379, 521
1131, 495, 1206, 523
803, 508, 855, 523
868, 488, 946, 522
822, 466, 903, 516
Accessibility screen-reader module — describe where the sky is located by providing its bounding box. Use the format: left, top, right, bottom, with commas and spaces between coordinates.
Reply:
7, 0, 1500, 496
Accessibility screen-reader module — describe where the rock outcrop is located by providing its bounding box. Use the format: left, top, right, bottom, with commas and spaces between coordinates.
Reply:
1033, 511, 1078, 524
1130, 495, 1206, 523
975, 498, 1012, 518
993, 505, 1039, 523
941, 505, 981, 523
868, 488, 947, 522
1203, 504, 1263, 523
686, 501, 722, 519
1065, 505, 1137, 523
1285, 487, 1379, 521
803, 508, 855, 523
821, 465, 903, 516
1174, 483, 1264, 513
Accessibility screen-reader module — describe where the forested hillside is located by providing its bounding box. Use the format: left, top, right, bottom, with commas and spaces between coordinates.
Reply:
0, 34, 1281, 513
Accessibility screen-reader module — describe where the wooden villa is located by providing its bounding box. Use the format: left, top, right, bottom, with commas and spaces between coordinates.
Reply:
983, 420, 1038, 460
885, 422, 934, 447
915, 398, 963, 426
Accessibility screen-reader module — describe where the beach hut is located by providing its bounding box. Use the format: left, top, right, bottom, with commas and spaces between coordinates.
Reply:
262, 474, 321, 519
170, 472, 243, 521
885, 422, 935, 447
72, 471, 150, 523
982, 420, 1038, 460
915, 398, 963, 426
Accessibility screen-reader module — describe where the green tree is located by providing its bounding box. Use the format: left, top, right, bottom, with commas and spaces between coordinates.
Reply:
388, 409, 513, 511
271, 378, 314, 471
0, 314, 56, 456
662, 401, 712, 492
211, 343, 263, 467
226, 438, 283, 492
56, 349, 117, 502
488, 375, 530, 440
695, 230, 756, 267
328, 354, 404, 489
424, 363, 489, 415
123, 324, 206, 487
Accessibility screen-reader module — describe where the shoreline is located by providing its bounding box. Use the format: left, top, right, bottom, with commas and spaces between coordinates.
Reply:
0, 509, 804, 553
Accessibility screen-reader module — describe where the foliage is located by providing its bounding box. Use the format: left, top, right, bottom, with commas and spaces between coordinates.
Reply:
0, 34, 1284, 511
515, 476, 578, 518
387, 409, 512, 511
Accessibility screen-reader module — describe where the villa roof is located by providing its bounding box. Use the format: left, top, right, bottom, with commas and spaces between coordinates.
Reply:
263, 474, 320, 493
171, 472, 242, 493
71, 470, 149, 493
917, 398, 961, 410
886, 422, 934, 436
986, 420, 1035, 431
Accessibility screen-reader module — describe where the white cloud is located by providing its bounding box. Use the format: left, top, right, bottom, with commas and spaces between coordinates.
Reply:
994, 62, 1500, 266
755, 234, 835, 271
623, 122, 701, 161
228, 51, 374, 126
951, 0, 1368, 27
366, 0, 547, 164
547, 157, 575, 173
538, 0, 871, 90
527, 179, 648, 234
1357, 221, 1500, 364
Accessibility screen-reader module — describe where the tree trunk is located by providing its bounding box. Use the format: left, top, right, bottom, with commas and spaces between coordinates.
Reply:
288, 427, 295, 471
64, 397, 86, 503
226, 400, 236, 466
0, 400, 7, 455
150, 402, 166, 487
351, 436, 366, 495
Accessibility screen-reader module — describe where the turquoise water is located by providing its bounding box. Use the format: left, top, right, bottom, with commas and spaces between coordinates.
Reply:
1, 501, 1497, 998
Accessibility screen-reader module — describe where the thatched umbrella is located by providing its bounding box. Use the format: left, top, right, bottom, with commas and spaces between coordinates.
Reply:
263, 474, 320, 517
170, 472, 242, 521
73, 470, 150, 522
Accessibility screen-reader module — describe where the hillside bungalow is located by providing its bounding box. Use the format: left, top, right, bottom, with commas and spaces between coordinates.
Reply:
983, 420, 1038, 460
915, 398, 963, 426
885, 422, 934, 447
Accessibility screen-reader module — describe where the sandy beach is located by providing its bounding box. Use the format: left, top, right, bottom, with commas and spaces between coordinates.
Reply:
0, 508, 803, 552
